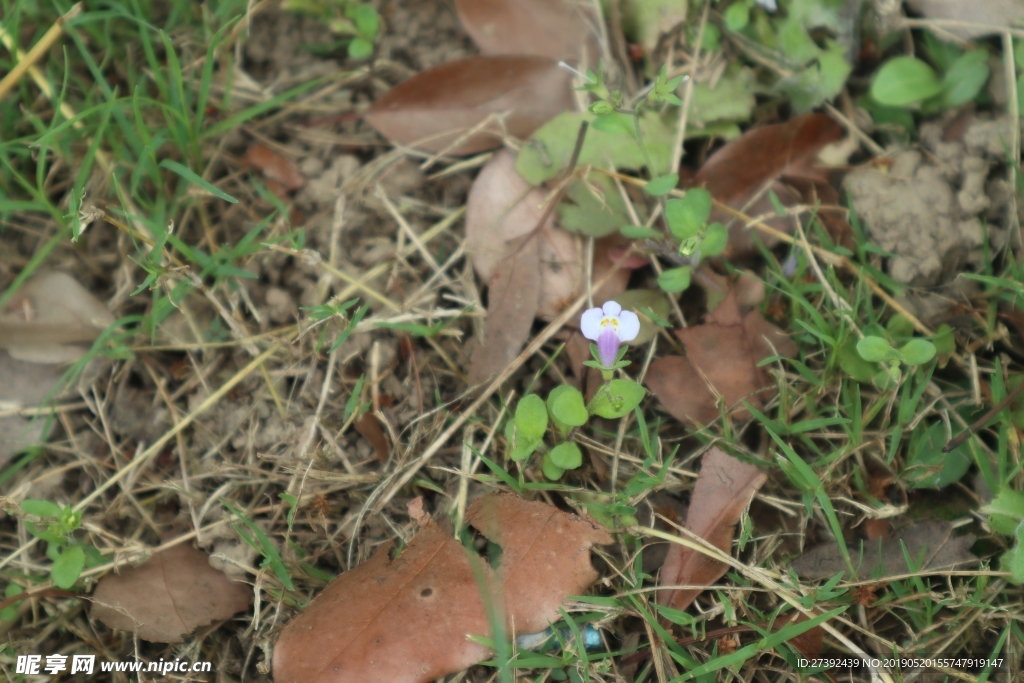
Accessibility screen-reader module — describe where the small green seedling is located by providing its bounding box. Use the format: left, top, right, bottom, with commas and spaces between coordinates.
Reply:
283, 0, 381, 58
19, 500, 104, 589
504, 301, 646, 481
856, 335, 936, 385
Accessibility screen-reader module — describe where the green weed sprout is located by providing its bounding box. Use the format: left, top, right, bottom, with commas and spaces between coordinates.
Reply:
18, 500, 104, 589
579, 65, 727, 296
283, 0, 381, 59
982, 488, 1024, 584
506, 301, 645, 481
856, 335, 936, 385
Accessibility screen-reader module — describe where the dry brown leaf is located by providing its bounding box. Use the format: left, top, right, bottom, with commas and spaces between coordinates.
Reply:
273, 493, 611, 683
464, 493, 612, 632
0, 271, 114, 364
91, 544, 251, 643
243, 143, 305, 191
645, 292, 797, 426
454, 0, 600, 62
790, 519, 979, 581
905, 0, 1024, 40
0, 350, 62, 464
691, 113, 848, 257
365, 56, 573, 155
354, 412, 391, 462
467, 234, 542, 386
658, 447, 767, 611
465, 150, 632, 330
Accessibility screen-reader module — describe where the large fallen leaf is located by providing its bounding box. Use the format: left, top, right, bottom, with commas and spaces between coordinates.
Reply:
645, 292, 797, 426
0, 271, 114, 364
91, 544, 251, 643
273, 493, 612, 683
454, 0, 600, 62
690, 113, 847, 257
658, 447, 767, 610
467, 234, 541, 385
365, 56, 573, 155
905, 0, 1024, 40
790, 519, 978, 581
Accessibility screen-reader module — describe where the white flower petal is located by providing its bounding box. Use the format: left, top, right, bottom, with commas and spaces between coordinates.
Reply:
602, 300, 622, 317
617, 310, 641, 342
580, 307, 604, 341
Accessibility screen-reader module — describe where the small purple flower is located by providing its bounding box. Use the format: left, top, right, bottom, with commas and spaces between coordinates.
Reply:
580, 300, 640, 368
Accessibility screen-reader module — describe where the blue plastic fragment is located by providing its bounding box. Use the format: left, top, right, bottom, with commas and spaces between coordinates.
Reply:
515, 624, 603, 652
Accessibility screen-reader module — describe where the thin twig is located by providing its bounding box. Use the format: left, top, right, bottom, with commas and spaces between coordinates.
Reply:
942, 379, 1024, 452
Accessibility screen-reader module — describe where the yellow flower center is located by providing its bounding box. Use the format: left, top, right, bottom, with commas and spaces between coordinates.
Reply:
601, 317, 619, 329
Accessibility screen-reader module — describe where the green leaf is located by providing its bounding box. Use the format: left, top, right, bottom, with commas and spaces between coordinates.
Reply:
700, 222, 728, 257
665, 189, 712, 241
549, 442, 583, 470
1001, 523, 1024, 584
21, 500, 62, 518
348, 37, 373, 59
0, 584, 23, 621
856, 336, 896, 363
687, 68, 757, 126
899, 339, 936, 366
558, 173, 631, 237
724, 1, 750, 32
516, 111, 674, 185
510, 440, 540, 462
620, 225, 662, 240
644, 173, 679, 196
347, 4, 380, 38
871, 57, 943, 106
52, 546, 85, 589
591, 112, 634, 137
515, 394, 549, 442
838, 336, 876, 383
159, 159, 238, 203
590, 379, 645, 419
541, 453, 565, 481
548, 386, 588, 427
939, 49, 990, 108
904, 421, 971, 489
657, 266, 692, 293
983, 487, 1024, 522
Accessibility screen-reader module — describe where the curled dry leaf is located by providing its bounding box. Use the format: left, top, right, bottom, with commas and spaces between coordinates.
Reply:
243, 143, 306, 192
91, 544, 251, 643
354, 412, 391, 462
644, 292, 797, 427
690, 113, 848, 257
0, 271, 114, 364
467, 234, 541, 386
790, 519, 979, 581
465, 151, 632, 384
658, 447, 767, 611
273, 493, 612, 683
364, 56, 573, 155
